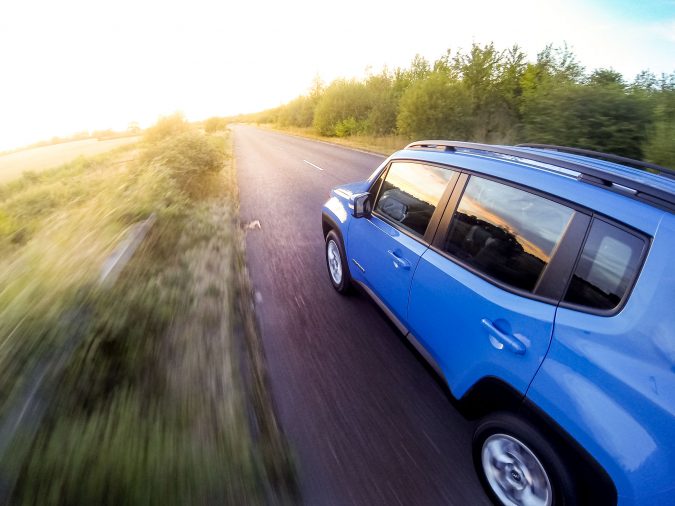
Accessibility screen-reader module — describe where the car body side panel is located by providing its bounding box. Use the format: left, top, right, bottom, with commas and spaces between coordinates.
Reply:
322, 149, 675, 504
527, 213, 675, 504
323, 178, 381, 283
407, 248, 557, 398
348, 215, 428, 323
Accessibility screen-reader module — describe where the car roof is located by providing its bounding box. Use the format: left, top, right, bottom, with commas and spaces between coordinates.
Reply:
511, 146, 675, 196
396, 141, 675, 214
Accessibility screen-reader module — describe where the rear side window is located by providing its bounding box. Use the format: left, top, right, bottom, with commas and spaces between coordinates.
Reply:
443, 176, 574, 292
374, 162, 455, 236
564, 220, 645, 311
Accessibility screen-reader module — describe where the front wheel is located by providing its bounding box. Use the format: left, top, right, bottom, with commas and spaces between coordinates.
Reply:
473, 413, 576, 506
325, 230, 352, 294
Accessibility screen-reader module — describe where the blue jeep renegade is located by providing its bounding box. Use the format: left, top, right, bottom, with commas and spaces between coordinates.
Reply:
321, 141, 675, 506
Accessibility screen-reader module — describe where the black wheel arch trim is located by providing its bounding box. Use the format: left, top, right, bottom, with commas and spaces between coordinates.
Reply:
461, 377, 618, 506
322, 212, 342, 240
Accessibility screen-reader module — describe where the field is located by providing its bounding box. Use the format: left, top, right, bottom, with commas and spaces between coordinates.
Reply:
0, 119, 295, 505
0, 137, 140, 183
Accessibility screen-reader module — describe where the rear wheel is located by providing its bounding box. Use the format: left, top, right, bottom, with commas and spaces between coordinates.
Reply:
473, 413, 576, 506
325, 230, 352, 294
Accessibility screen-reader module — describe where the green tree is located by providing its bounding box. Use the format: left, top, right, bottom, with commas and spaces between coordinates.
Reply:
393, 54, 432, 98
452, 43, 525, 142
521, 81, 650, 159
278, 95, 315, 127
644, 77, 675, 167
364, 71, 398, 135
520, 44, 584, 116
313, 80, 371, 136
588, 68, 625, 87
632, 70, 660, 93
397, 72, 471, 139
276, 76, 324, 128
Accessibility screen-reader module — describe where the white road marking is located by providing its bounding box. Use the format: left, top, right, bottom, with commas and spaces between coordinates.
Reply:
303, 159, 324, 171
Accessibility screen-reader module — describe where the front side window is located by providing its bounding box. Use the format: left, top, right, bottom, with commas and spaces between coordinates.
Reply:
443, 176, 574, 292
564, 220, 645, 311
374, 162, 455, 236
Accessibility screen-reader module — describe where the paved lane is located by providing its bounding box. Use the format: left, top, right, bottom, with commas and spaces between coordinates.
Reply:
234, 125, 490, 506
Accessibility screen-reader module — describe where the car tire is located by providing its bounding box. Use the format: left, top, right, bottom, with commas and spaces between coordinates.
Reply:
473, 412, 576, 506
325, 230, 352, 294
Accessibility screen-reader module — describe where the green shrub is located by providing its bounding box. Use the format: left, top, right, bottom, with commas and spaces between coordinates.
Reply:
334, 117, 366, 137
645, 120, 675, 168
204, 116, 228, 133
143, 114, 190, 144
143, 131, 225, 179
278, 96, 316, 128
644, 88, 675, 168
521, 81, 650, 159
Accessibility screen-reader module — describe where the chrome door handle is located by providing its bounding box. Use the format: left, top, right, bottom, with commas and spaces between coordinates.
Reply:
387, 250, 411, 270
481, 318, 526, 355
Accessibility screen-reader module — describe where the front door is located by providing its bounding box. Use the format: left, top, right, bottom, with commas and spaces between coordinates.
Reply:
348, 161, 457, 324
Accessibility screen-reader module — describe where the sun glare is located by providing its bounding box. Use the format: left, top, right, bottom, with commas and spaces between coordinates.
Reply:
0, 0, 673, 150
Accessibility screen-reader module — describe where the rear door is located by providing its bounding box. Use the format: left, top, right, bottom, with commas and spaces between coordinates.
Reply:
348, 161, 458, 325
407, 174, 587, 397
526, 217, 675, 496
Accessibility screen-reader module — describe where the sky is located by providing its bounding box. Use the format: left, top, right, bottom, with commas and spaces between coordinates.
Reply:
0, 0, 673, 151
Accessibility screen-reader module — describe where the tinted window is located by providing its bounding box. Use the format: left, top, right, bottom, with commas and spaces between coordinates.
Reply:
443, 177, 574, 292
374, 162, 454, 236
564, 220, 645, 311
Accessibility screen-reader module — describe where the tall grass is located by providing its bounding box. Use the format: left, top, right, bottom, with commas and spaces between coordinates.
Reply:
0, 119, 295, 505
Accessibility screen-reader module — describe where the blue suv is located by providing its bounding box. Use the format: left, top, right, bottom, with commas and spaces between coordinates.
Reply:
321, 141, 675, 506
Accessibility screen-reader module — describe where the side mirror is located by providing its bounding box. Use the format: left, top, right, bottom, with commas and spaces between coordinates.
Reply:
352, 193, 372, 218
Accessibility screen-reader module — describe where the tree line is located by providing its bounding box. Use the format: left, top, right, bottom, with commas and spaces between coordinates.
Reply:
251, 43, 674, 166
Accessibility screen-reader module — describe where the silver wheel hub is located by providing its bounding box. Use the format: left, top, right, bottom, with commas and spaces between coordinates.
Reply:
327, 240, 342, 285
481, 434, 552, 506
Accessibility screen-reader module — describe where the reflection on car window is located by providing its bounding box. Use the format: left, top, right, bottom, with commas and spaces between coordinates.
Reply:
443, 177, 574, 292
374, 162, 454, 236
564, 220, 644, 310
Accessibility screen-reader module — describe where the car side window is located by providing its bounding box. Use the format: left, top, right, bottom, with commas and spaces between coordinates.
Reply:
374, 162, 455, 237
563, 219, 645, 311
443, 176, 574, 292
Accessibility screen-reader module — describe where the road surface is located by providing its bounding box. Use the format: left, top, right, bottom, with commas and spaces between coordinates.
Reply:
234, 125, 490, 506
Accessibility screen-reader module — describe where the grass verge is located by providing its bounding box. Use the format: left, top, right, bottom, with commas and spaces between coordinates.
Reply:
0, 117, 296, 505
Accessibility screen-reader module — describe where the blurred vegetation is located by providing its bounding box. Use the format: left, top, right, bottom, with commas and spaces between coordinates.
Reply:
0, 116, 295, 504
247, 42, 675, 167
204, 116, 230, 133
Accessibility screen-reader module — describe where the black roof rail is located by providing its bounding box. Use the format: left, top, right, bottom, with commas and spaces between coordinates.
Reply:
404, 140, 675, 213
516, 143, 675, 180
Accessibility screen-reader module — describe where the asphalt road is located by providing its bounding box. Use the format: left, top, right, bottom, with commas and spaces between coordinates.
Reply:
234, 125, 490, 506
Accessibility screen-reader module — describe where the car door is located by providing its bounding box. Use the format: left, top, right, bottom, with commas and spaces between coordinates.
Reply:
407, 174, 584, 397
348, 161, 458, 325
